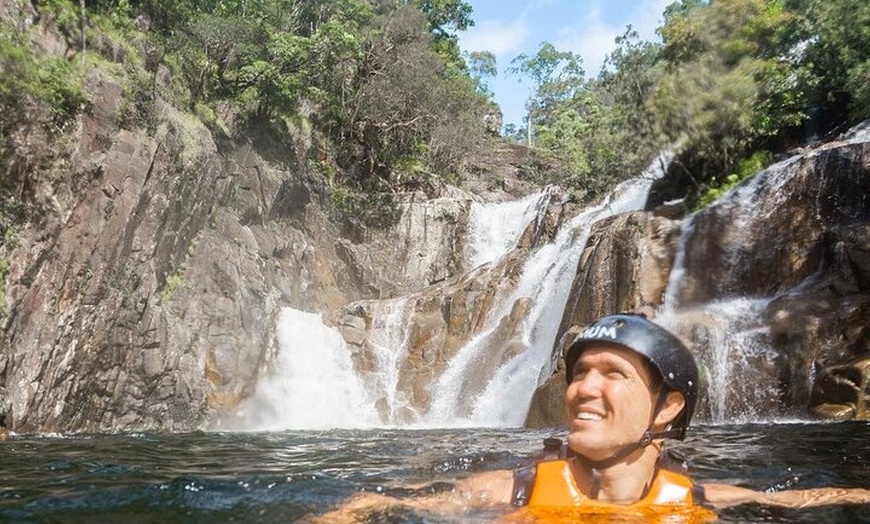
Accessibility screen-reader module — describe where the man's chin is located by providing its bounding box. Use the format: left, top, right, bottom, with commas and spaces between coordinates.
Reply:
566, 435, 613, 462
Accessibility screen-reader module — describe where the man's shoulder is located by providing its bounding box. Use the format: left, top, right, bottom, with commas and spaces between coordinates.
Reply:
455, 469, 515, 505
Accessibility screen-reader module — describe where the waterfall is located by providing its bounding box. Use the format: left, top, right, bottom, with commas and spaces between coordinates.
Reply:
426, 177, 655, 427
241, 154, 668, 430
465, 189, 556, 269
657, 148, 820, 422
360, 299, 418, 424
236, 309, 379, 430
236, 131, 868, 430
656, 299, 780, 423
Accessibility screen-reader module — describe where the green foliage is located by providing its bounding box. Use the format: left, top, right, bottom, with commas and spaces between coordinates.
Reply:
697, 150, 771, 208
10, 0, 864, 221
160, 273, 186, 304
0, 22, 88, 133
640, 0, 821, 203
497, 0, 867, 207
0, 13, 88, 233
510, 42, 585, 112
405, 0, 473, 36
659, 0, 708, 63
505, 34, 662, 201
467, 50, 496, 98
802, 0, 870, 119
75, 0, 488, 199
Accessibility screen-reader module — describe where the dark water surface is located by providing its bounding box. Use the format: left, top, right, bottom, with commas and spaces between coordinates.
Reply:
1, 422, 869, 523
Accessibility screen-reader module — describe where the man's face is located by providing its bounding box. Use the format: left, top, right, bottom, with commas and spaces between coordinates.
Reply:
565, 345, 659, 461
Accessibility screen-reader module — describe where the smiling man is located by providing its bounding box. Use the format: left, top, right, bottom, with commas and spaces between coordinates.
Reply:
455, 313, 870, 515
527, 313, 699, 506
459, 312, 705, 511
306, 314, 870, 523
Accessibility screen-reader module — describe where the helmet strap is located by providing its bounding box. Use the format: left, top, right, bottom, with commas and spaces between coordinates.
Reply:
575, 389, 681, 471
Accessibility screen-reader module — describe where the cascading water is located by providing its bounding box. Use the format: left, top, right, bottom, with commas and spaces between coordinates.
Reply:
429, 155, 674, 427
465, 189, 557, 269
656, 150, 825, 423
243, 151, 724, 429
242, 153, 672, 430
235, 309, 379, 430
656, 299, 779, 423
227, 128, 868, 438
426, 178, 656, 427
359, 299, 417, 424
236, 189, 552, 431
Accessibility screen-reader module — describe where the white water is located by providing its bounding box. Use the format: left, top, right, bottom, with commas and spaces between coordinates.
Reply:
465, 189, 556, 269
655, 144, 822, 422
423, 154, 670, 427
656, 298, 780, 423
361, 299, 418, 424
237, 129, 867, 430
240, 178, 653, 430
426, 178, 655, 427
238, 309, 379, 430
242, 153, 680, 430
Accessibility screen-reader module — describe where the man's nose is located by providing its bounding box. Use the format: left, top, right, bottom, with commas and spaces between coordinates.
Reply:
568, 369, 603, 397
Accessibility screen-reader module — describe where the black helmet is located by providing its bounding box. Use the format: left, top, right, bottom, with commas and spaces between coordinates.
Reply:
563, 313, 699, 440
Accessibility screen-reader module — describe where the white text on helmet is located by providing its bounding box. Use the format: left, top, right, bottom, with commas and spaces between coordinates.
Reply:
581, 326, 618, 340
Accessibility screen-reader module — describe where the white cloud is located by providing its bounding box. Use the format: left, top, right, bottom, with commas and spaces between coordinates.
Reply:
631, 0, 672, 39
552, 5, 614, 76
552, 0, 671, 77
459, 18, 530, 59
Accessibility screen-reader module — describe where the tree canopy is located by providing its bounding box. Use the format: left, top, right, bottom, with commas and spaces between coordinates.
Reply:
505, 0, 869, 205
2, 0, 868, 219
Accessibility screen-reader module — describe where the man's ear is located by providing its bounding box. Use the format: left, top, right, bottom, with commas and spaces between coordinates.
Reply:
654, 391, 686, 428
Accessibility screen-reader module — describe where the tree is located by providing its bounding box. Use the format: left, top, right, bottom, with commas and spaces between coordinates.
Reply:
599, 27, 664, 146
313, 3, 489, 188
802, 0, 870, 121
467, 50, 496, 98
659, 0, 708, 63
405, 0, 473, 37
652, 0, 811, 188
509, 42, 584, 146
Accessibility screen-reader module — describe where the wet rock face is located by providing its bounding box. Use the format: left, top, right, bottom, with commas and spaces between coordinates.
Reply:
673, 142, 870, 306
526, 136, 870, 428
0, 71, 476, 432
809, 358, 870, 420
766, 224, 870, 416
559, 212, 682, 327
525, 213, 682, 427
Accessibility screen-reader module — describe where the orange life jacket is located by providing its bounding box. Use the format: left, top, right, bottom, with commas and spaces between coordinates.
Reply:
527, 459, 696, 507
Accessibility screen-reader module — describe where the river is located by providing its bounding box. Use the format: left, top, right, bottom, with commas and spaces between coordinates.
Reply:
2, 422, 869, 522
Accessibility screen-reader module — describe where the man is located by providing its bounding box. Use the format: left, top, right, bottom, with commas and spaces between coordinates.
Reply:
453, 312, 708, 514
307, 313, 870, 522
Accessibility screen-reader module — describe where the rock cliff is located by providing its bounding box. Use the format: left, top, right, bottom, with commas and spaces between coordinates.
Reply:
2, 15, 869, 431
526, 131, 870, 425
0, 63, 513, 431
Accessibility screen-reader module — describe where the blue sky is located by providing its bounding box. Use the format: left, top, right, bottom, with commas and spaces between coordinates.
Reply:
457, 0, 673, 129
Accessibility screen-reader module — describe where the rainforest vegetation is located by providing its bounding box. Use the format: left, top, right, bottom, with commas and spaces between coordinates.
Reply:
1, 0, 868, 231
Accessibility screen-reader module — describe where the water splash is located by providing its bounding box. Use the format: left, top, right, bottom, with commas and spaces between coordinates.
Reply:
465, 189, 555, 269
238, 309, 379, 430
656, 299, 780, 423
426, 178, 655, 427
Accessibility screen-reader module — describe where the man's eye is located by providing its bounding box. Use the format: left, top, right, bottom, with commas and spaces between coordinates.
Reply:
607, 368, 627, 378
